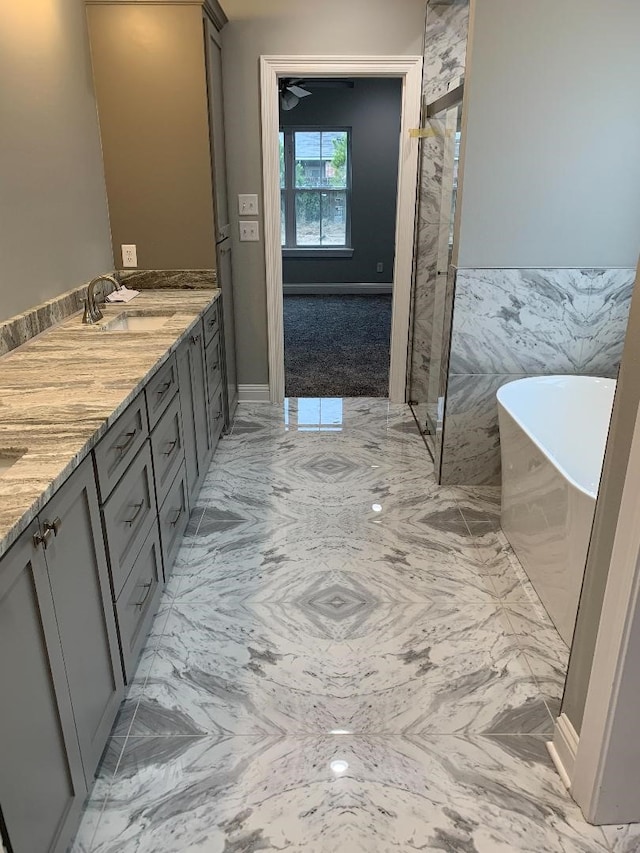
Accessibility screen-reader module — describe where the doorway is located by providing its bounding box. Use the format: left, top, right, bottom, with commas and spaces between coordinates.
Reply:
260, 56, 423, 403
279, 78, 401, 397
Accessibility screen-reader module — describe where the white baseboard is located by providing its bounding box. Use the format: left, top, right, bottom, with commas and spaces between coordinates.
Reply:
237, 384, 271, 403
548, 712, 579, 789
283, 282, 393, 295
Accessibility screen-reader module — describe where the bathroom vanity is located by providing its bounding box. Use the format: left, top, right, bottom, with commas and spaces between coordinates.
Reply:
0, 288, 226, 853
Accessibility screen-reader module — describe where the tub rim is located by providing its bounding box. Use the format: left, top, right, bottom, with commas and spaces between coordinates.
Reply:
497, 374, 616, 500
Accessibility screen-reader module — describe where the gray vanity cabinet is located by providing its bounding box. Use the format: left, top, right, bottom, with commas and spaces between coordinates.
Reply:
0, 522, 87, 853
177, 327, 213, 501
38, 456, 125, 784
205, 330, 225, 451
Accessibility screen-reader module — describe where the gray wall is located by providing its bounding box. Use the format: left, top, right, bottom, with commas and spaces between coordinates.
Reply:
222, 0, 426, 385
281, 79, 402, 287
0, 0, 112, 322
455, 0, 640, 269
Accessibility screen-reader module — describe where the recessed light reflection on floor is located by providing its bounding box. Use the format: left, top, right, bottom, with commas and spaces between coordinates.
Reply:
329, 728, 352, 735
330, 759, 349, 775
371, 503, 382, 512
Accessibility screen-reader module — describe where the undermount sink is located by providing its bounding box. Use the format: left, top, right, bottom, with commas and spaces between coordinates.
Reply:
97, 311, 175, 332
0, 450, 26, 477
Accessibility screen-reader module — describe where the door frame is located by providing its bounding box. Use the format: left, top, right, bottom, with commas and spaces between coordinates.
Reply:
259, 55, 423, 403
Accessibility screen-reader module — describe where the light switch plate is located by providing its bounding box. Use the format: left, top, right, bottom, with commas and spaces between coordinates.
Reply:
239, 221, 260, 242
238, 194, 259, 216
121, 244, 137, 267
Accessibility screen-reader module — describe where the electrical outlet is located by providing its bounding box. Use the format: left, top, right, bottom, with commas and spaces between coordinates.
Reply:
376, 262, 384, 273
121, 244, 137, 268
239, 221, 260, 242
238, 193, 259, 216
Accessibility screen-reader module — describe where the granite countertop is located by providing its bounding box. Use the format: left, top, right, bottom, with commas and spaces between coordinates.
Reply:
0, 288, 219, 559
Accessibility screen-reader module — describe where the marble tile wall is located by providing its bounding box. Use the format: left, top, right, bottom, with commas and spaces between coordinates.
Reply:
409, 0, 469, 438
440, 267, 637, 485
423, 0, 470, 103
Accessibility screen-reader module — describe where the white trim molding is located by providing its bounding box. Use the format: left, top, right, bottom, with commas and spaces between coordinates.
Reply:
237, 384, 271, 403
548, 713, 580, 789
260, 55, 423, 403
570, 386, 640, 824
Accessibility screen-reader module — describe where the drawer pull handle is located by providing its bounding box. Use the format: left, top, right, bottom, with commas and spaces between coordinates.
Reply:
169, 507, 182, 527
156, 380, 172, 397
191, 333, 201, 344
114, 429, 138, 453
211, 362, 219, 371
124, 501, 145, 526
208, 318, 217, 327
163, 439, 178, 456
43, 517, 62, 537
134, 581, 153, 610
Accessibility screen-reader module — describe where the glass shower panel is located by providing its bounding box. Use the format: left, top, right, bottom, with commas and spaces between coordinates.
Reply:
425, 103, 462, 450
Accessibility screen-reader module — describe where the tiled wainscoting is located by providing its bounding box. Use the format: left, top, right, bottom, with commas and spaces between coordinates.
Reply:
440, 267, 636, 485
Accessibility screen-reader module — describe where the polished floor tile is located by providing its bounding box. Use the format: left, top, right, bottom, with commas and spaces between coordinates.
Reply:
74, 398, 617, 852
76, 734, 611, 853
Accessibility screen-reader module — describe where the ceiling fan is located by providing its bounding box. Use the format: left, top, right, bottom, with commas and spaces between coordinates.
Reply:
279, 78, 313, 111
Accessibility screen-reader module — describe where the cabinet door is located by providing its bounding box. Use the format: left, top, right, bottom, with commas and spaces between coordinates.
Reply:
0, 522, 86, 853
204, 16, 229, 237
177, 328, 212, 502
207, 379, 225, 454
216, 248, 238, 424
42, 456, 124, 784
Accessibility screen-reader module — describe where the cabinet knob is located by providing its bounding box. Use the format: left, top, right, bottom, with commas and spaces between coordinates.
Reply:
191, 334, 201, 345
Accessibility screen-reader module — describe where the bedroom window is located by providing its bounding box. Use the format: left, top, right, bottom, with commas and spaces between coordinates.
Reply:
279, 128, 351, 250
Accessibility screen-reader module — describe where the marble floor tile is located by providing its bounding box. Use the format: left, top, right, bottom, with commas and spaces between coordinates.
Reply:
601, 823, 640, 852
83, 734, 610, 853
449, 484, 503, 524
71, 398, 609, 853
504, 601, 570, 703
173, 513, 502, 605
70, 738, 126, 853
125, 594, 552, 738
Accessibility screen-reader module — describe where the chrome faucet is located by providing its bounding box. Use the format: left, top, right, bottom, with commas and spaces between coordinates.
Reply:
82, 274, 123, 324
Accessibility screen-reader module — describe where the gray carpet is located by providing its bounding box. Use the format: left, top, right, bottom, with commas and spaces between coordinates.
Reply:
284, 294, 392, 397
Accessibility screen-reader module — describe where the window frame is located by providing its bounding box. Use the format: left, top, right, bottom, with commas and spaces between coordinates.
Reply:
280, 126, 353, 255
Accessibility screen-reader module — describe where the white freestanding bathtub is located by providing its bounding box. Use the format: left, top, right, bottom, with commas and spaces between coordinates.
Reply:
497, 376, 616, 646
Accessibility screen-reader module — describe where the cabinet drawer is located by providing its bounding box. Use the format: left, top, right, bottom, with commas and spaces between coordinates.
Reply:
150, 393, 185, 507
115, 525, 163, 683
158, 463, 190, 581
102, 443, 156, 599
208, 380, 225, 453
145, 353, 179, 429
205, 331, 223, 406
94, 394, 148, 500
203, 299, 220, 347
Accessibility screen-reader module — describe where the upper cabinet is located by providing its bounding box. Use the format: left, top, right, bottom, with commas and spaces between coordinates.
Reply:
85, 0, 228, 270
